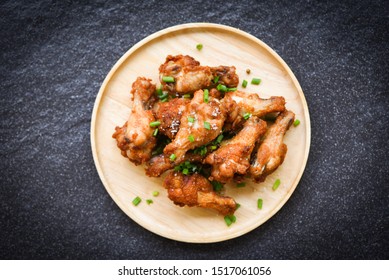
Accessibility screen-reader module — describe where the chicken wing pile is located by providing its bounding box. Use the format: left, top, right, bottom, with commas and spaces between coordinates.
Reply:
113, 54, 295, 216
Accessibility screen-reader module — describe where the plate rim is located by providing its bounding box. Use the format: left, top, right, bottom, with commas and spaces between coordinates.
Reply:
90, 22, 311, 243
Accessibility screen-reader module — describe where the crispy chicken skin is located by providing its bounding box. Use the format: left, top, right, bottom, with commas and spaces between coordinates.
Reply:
250, 110, 295, 182
159, 55, 239, 94
152, 98, 190, 139
112, 77, 157, 165
223, 91, 286, 130
204, 117, 268, 183
163, 89, 226, 163
164, 171, 237, 215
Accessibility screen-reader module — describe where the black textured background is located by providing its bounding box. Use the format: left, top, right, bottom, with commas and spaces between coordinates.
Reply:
1, 0, 388, 259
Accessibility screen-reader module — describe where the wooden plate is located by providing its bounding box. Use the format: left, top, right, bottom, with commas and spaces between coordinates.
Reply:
91, 23, 310, 243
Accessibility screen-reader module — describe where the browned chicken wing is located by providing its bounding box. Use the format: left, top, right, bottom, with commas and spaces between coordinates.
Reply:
159, 55, 239, 94
250, 110, 295, 182
223, 90, 286, 130
152, 97, 190, 139
163, 89, 227, 163
204, 117, 267, 183
164, 171, 237, 215
112, 77, 157, 165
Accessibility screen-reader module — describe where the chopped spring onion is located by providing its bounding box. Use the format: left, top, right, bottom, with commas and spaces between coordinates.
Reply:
236, 203, 241, 209
216, 84, 228, 92
188, 134, 195, 142
243, 112, 252, 120
162, 76, 175, 83
251, 78, 261, 85
187, 116, 195, 123
272, 179, 281, 191
132, 196, 141, 206
182, 168, 189, 175
152, 191, 159, 197
183, 94, 191, 99
213, 76, 220, 83
169, 154, 177, 161
216, 134, 224, 144
257, 198, 263, 209
153, 128, 158, 137
217, 84, 236, 92
293, 119, 300, 127
196, 43, 203, 50
224, 214, 237, 226
149, 121, 161, 128
210, 145, 217, 150
203, 89, 209, 103
146, 199, 153, 205
242, 80, 248, 88
204, 121, 211, 130
236, 182, 246, 188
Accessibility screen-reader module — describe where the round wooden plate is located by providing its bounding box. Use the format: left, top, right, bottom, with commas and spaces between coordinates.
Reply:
91, 23, 310, 243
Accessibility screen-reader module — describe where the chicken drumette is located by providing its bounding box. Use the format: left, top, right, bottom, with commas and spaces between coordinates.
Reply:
159, 55, 238, 94
164, 171, 237, 215
112, 77, 157, 165
204, 116, 267, 183
250, 110, 295, 182
223, 90, 286, 130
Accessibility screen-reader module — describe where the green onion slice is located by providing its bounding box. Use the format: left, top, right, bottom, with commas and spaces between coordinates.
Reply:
216, 84, 227, 92
149, 121, 161, 128
152, 191, 159, 197
204, 121, 211, 130
169, 154, 176, 161
236, 182, 246, 188
196, 43, 203, 50
146, 199, 153, 205
272, 179, 281, 191
153, 128, 158, 137
257, 198, 263, 209
216, 134, 224, 143
243, 112, 252, 120
187, 116, 195, 123
203, 89, 209, 103
293, 119, 300, 127
162, 76, 175, 83
251, 78, 261, 85
132, 196, 141, 206
242, 80, 248, 88
188, 134, 195, 142
213, 76, 220, 83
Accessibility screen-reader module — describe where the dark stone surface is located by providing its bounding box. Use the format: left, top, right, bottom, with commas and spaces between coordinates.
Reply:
1, 0, 388, 259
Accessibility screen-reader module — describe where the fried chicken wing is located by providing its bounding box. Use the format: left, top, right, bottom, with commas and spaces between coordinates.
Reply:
152, 97, 190, 139
223, 90, 286, 130
159, 55, 239, 94
250, 110, 295, 182
112, 77, 157, 165
204, 117, 267, 183
164, 171, 237, 215
163, 89, 226, 163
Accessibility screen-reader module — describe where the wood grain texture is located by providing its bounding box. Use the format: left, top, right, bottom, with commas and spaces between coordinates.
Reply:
91, 23, 311, 243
